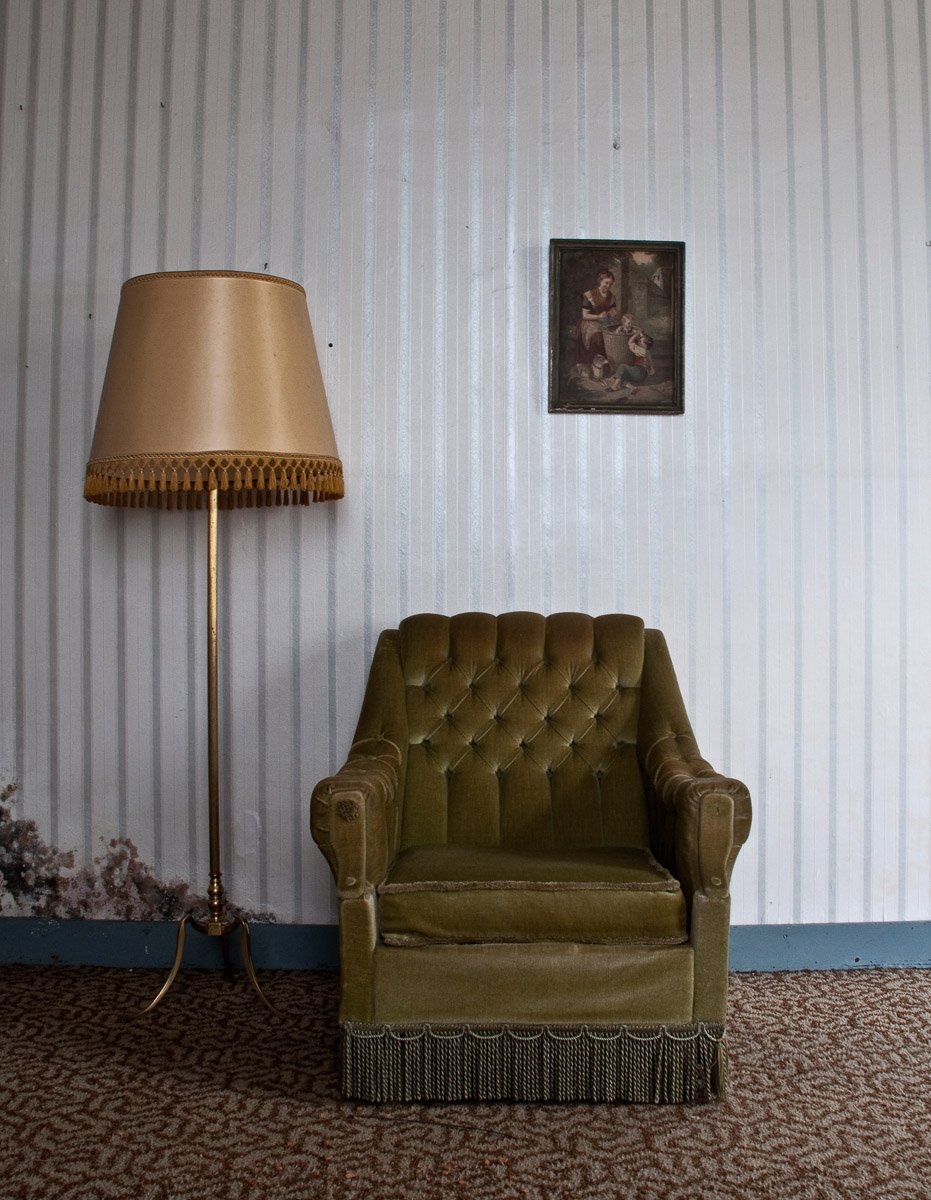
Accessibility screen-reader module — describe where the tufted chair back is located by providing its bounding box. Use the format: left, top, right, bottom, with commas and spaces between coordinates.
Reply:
395, 611, 650, 851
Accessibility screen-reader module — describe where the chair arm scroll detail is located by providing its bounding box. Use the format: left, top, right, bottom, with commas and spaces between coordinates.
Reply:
311, 738, 401, 898
642, 732, 752, 900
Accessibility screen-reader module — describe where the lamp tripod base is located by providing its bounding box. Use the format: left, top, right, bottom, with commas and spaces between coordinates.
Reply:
143, 910, 279, 1016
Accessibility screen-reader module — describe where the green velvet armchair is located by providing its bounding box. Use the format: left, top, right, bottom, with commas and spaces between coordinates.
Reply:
311, 612, 751, 1102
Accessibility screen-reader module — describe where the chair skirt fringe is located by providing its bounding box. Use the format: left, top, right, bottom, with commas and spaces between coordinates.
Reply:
341, 1021, 727, 1103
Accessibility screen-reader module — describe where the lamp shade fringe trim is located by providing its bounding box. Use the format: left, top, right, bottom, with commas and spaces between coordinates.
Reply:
341, 1022, 727, 1103
84, 452, 344, 507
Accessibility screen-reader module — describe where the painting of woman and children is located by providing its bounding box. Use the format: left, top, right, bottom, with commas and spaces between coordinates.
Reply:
548, 240, 684, 414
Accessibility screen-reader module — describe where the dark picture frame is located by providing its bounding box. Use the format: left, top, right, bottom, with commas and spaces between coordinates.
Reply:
548, 239, 684, 414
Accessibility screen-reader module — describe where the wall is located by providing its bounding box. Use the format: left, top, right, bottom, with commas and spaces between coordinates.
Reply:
1, 0, 928, 930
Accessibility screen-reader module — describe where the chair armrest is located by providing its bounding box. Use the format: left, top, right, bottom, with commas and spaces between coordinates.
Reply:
642, 730, 752, 899
638, 629, 751, 899
311, 737, 402, 898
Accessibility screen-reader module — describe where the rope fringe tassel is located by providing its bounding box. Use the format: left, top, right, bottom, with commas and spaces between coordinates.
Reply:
341, 1022, 727, 1103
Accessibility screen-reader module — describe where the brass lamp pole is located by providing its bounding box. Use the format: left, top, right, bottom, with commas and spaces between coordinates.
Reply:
84, 270, 344, 1013
142, 487, 272, 1013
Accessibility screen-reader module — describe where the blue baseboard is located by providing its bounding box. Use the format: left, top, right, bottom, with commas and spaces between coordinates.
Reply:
0, 919, 927, 973
0, 918, 339, 970
728, 921, 930, 972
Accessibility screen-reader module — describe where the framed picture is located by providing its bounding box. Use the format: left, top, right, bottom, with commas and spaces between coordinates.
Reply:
548, 239, 684, 414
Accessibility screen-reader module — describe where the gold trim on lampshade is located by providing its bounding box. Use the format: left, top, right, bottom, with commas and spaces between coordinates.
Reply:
84, 270, 344, 508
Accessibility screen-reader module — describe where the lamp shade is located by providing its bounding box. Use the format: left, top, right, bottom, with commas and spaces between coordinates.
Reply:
84, 270, 344, 508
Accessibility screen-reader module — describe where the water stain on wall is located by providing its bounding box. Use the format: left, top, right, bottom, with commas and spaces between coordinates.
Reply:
0, 784, 272, 923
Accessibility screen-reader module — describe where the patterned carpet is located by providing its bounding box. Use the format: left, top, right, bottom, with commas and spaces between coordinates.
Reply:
1, 964, 929, 1199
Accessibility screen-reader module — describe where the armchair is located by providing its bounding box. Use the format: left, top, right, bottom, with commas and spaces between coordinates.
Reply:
312, 612, 751, 1102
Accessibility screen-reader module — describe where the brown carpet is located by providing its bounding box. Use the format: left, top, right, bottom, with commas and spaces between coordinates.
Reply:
1, 965, 929, 1200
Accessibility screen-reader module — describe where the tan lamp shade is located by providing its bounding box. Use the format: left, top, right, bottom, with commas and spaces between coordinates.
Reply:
84, 270, 344, 508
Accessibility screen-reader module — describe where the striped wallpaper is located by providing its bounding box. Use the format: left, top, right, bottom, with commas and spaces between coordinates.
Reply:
0, 0, 928, 927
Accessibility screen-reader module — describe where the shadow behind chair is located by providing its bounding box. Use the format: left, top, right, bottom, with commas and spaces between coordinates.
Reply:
312, 612, 751, 1102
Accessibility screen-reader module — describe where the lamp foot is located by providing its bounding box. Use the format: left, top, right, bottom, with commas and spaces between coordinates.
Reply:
142, 913, 191, 1014
142, 912, 280, 1016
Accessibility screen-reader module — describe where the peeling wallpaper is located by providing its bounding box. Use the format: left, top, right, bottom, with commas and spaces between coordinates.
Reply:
0, 0, 928, 926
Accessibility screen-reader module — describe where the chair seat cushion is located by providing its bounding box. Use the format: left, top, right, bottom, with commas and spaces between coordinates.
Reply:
377, 844, 687, 946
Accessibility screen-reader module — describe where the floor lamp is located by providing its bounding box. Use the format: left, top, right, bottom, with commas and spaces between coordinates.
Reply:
84, 270, 344, 1013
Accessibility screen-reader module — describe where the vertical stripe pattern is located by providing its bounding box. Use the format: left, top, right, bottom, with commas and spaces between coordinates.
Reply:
0, 0, 928, 928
